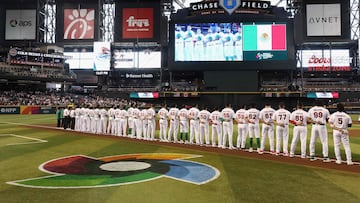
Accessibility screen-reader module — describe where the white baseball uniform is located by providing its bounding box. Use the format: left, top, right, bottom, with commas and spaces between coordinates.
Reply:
127, 107, 135, 137
210, 110, 222, 147
329, 111, 352, 164
98, 108, 108, 134
199, 109, 211, 145
132, 108, 142, 139
140, 109, 148, 140
146, 107, 156, 141
178, 108, 189, 143
308, 106, 330, 159
289, 109, 309, 158
158, 107, 168, 141
119, 109, 128, 136
188, 107, 200, 144
235, 108, 248, 149
107, 108, 115, 135
221, 107, 235, 149
74, 108, 81, 131
245, 107, 260, 151
259, 106, 275, 153
272, 108, 291, 155
168, 107, 179, 142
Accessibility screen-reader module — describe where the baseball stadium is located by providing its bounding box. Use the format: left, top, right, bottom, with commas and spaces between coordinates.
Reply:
1, 0, 360, 202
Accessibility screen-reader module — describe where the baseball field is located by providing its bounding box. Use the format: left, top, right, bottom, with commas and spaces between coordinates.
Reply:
1, 114, 360, 203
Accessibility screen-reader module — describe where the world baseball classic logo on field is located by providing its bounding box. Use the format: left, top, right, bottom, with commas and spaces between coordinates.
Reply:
7, 153, 220, 188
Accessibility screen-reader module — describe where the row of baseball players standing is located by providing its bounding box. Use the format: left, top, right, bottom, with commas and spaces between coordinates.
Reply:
64, 105, 158, 141
158, 102, 353, 165
63, 101, 353, 165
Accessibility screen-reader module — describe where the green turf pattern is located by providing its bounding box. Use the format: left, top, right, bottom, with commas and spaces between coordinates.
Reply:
16, 172, 162, 187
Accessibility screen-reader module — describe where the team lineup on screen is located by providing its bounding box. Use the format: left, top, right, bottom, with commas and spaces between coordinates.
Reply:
175, 23, 287, 62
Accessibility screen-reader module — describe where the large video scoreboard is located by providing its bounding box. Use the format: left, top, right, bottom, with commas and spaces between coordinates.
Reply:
168, 1, 296, 71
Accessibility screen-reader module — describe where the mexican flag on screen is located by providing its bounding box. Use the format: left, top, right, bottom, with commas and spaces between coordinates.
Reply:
243, 24, 287, 51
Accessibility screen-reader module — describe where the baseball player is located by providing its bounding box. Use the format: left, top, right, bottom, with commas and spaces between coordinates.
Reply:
107, 106, 116, 135
308, 100, 331, 162
175, 26, 185, 61
235, 105, 248, 149
63, 106, 70, 129
199, 107, 211, 145
114, 107, 121, 136
188, 105, 200, 144
205, 27, 215, 61
146, 105, 156, 141
93, 108, 100, 134
289, 103, 310, 158
210, 107, 223, 147
329, 103, 353, 165
158, 105, 168, 141
259, 104, 275, 154
83, 107, 91, 133
140, 108, 148, 140
69, 106, 76, 130
98, 108, 108, 134
272, 102, 291, 156
127, 105, 135, 137
183, 25, 195, 61
132, 107, 142, 139
74, 107, 81, 131
245, 103, 260, 152
223, 27, 235, 61
221, 105, 235, 149
193, 28, 205, 61
178, 106, 189, 144
88, 107, 96, 133
213, 26, 224, 60
168, 106, 179, 142
233, 26, 243, 61
119, 107, 128, 136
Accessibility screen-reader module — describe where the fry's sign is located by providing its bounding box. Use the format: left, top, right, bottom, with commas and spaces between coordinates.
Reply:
122, 8, 153, 39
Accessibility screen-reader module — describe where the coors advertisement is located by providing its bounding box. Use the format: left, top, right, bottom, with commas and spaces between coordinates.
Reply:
63, 8, 95, 40
122, 8, 154, 39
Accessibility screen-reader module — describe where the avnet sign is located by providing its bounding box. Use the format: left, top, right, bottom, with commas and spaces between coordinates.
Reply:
306, 4, 341, 36
5, 10, 36, 40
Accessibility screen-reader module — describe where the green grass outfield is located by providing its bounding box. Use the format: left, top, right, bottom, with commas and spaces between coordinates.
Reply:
0, 114, 360, 203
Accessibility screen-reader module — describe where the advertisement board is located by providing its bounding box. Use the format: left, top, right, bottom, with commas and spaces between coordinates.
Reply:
63, 8, 95, 40
297, 49, 351, 71
112, 44, 161, 69
306, 4, 341, 36
5, 10, 36, 40
93, 42, 111, 71
122, 8, 154, 39
0, 107, 20, 114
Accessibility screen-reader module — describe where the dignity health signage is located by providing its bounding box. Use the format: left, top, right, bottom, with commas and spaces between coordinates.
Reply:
5, 10, 36, 40
122, 8, 154, 39
306, 4, 341, 36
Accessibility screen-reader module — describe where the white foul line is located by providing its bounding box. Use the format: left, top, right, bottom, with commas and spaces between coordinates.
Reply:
0, 134, 48, 146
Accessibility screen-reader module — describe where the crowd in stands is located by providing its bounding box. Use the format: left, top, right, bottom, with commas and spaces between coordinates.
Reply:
0, 90, 148, 108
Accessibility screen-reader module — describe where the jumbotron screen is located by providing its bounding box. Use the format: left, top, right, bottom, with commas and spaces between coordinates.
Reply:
174, 22, 288, 61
